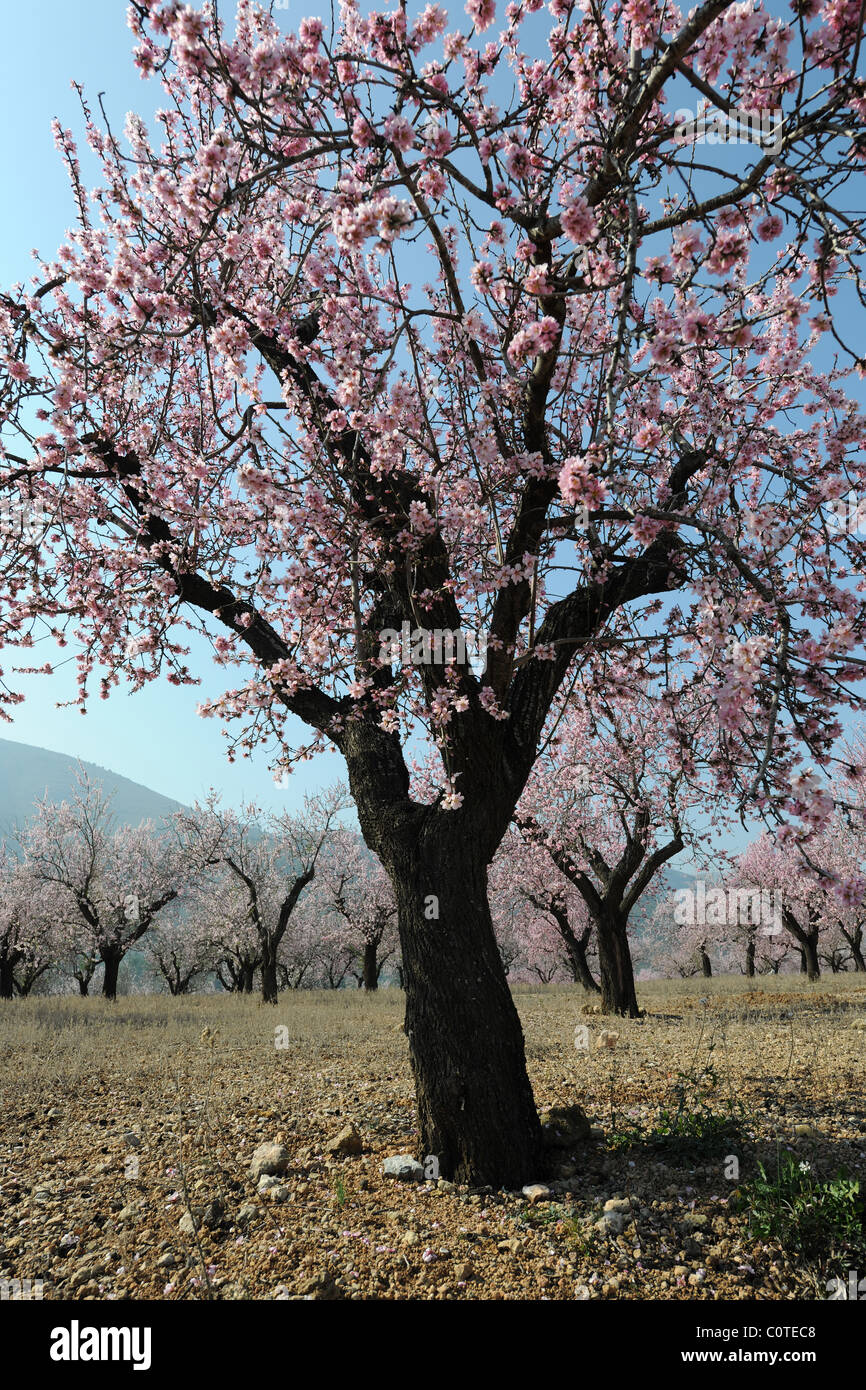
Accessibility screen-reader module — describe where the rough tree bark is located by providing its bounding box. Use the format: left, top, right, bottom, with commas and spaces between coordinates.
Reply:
363, 941, 379, 992
386, 830, 543, 1187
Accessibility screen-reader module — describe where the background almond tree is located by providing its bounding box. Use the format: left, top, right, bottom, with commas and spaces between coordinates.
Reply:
18, 775, 209, 997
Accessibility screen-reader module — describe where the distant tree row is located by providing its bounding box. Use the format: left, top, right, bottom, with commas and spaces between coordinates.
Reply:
4, 718, 866, 1005
0, 774, 398, 1000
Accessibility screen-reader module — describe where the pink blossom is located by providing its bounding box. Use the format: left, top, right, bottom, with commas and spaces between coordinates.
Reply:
561, 197, 598, 246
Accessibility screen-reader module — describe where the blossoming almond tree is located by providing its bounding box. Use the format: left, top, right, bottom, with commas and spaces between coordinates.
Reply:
0, 850, 61, 998
490, 822, 600, 990
1, 0, 865, 1180
18, 775, 207, 998
514, 672, 728, 1013
144, 904, 215, 993
738, 831, 834, 978
315, 826, 398, 989
178, 785, 348, 1002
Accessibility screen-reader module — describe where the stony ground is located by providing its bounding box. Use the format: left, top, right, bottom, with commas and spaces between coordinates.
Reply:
1, 977, 864, 1301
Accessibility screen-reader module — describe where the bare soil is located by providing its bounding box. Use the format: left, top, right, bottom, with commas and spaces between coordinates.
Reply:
1, 976, 864, 1300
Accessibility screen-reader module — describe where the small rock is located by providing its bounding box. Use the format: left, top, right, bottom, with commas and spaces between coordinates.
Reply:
454, 1261, 474, 1281
522, 1184, 551, 1205
681, 1214, 708, 1231
266, 1183, 290, 1202
401, 1231, 419, 1246
117, 1203, 144, 1223
236, 1204, 258, 1225
383, 1155, 425, 1182
595, 1212, 626, 1236
326, 1124, 363, 1157
540, 1104, 592, 1149
157, 1253, 176, 1269
178, 1213, 196, 1236
603, 1197, 633, 1215
249, 1143, 289, 1180
257, 1174, 283, 1194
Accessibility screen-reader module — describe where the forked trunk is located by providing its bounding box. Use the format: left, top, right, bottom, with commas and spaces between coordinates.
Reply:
841, 926, 866, 972
549, 904, 599, 993
388, 835, 543, 1187
568, 937, 601, 994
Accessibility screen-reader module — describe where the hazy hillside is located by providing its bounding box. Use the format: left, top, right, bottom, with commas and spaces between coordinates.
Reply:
0, 737, 186, 836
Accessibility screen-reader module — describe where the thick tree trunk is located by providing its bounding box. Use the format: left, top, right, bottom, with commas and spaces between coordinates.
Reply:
101, 951, 121, 1000
0, 956, 15, 999
799, 949, 807, 974
261, 950, 278, 1005
745, 938, 756, 977
387, 834, 543, 1187
77, 975, 90, 997
242, 964, 255, 993
595, 913, 640, 1017
363, 940, 379, 992
802, 935, 821, 981
700, 948, 712, 978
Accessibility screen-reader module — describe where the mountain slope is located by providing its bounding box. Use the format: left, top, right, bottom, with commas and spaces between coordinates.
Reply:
0, 737, 186, 836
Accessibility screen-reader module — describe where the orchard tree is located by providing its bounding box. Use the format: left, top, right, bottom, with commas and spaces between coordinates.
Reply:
738, 832, 831, 979
491, 823, 600, 990
0, 851, 59, 998
145, 902, 214, 993
514, 675, 721, 1014
2, 0, 866, 1181
275, 896, 325, 988
19, 775, 206, 998
316, 827, 398, 989
180, 786, 347, 1002
213, 912, 261, 992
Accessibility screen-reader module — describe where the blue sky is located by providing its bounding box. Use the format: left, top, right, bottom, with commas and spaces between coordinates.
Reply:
0, 1, 347, 810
